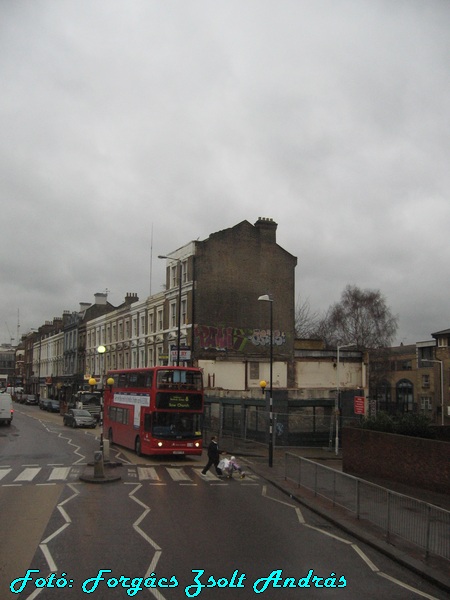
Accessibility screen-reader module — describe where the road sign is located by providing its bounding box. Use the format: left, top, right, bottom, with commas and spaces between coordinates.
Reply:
354, 396, 365, 415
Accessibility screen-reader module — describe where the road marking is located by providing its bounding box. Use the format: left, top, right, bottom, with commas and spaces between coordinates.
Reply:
38, 483, 80, 583
351, 544, 379, 571
128, 485, 167, 600
304, 523, 353, 544
260, 479, 441, 600
377, 572, 440, 599
167, 467, 191, 481
48, 467, 71, 480
138, 466, 160, 481
0, 469, 12, 481
194, 469, 217, 480
14, 467, 41, 482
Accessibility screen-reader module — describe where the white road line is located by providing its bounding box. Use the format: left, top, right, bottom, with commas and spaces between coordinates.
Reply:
128, 485, 167, 600
48, 467, 71, 480
14, 467, 41, 482
194, 469, 217, 480
166, 467, 191, 481
260, 480, 441, 599
33, 483, 80, 600
351, 544, 379, 571
0, 469, 12, 481
377, 572, 441, 600
138, 466, 160, 481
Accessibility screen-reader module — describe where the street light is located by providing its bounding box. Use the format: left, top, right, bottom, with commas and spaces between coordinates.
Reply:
423, 359, 444, 426
158, 255, 182, 366
97, 345, 106, 456
258, 294, 273, 468
335, 343, 355, 456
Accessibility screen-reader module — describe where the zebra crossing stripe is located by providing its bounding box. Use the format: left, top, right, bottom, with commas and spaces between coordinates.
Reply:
1, 465, 257, 485
14, 467, 41, 482
137, 467, 159, 481
167, 468, 192, 482
49, 467, 72, 481
0, 469, 12, 481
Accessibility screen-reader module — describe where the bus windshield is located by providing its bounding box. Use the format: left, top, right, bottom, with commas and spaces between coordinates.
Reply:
156, 369, 203, 390
146, 412, 202, 439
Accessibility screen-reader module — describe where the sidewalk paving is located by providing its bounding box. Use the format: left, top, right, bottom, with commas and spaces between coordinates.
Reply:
220, 440, 450, 594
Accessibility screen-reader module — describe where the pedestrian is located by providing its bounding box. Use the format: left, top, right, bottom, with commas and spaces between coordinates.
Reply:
201, 436, 223, 476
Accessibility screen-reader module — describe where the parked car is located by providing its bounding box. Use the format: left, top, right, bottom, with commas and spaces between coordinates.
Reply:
39, 397, 47, 410
45, 399, 60, 413
63, 409, 96, 429
25, 394, 38, 405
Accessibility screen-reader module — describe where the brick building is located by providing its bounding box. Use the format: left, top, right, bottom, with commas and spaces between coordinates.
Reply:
192, 217, 297, 387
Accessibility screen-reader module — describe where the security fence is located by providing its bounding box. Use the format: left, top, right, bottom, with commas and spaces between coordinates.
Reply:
203, 404, 355, 449
285, 453, 450, 562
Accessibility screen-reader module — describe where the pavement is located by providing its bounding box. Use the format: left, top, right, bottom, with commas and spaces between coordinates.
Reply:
222, 440, 450, 595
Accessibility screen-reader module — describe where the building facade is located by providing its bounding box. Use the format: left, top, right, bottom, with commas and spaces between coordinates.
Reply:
371, 332, 450, 424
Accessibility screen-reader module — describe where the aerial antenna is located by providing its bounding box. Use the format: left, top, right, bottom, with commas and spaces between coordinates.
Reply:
17, 309, 20, 343
149, 223, 154, 297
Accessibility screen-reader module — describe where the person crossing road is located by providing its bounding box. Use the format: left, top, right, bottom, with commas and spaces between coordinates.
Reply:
201, 435, 223, 476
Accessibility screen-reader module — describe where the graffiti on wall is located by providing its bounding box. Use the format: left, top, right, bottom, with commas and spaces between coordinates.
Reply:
195, 325, 286, 352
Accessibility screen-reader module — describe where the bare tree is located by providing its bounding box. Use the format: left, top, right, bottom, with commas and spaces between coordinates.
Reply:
295, 296, 323, 338
319, 285, 398, 349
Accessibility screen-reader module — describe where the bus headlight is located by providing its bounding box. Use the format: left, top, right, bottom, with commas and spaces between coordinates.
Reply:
194, 441, 200, 448
157, 441, 163, 447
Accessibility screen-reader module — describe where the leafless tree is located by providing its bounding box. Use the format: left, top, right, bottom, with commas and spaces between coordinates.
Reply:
319, 285, 398, 349
294, 297, 323, 339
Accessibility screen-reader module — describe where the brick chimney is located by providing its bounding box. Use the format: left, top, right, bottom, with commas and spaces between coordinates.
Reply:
124, 292, 139, 304
254, 217, 278, 244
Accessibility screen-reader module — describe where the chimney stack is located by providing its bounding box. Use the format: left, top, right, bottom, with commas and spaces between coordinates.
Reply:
254, 217, 278, 244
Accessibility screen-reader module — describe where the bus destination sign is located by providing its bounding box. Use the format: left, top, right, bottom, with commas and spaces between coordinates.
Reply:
156, 392, 202, 410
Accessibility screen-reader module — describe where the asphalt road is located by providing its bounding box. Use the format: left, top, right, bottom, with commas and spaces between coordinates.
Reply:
0, 406, 447, 600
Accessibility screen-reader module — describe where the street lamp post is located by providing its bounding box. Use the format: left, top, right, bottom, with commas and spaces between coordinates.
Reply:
97, 345, 106, 455
258, 294, 273, 468
158, 255, 182, 366
335, 343, 355, 456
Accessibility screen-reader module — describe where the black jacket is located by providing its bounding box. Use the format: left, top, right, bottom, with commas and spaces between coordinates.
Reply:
207, 440, 220, 460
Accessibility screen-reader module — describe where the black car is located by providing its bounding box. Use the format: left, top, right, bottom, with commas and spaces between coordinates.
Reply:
25, 394, 38, 405
63, 409, 96, 429
45, 399, 60, 413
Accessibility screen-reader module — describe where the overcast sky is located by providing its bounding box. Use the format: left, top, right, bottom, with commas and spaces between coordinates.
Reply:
1, 1, 449, 347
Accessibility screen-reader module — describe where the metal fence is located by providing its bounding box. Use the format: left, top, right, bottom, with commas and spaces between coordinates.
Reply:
203, 405, 352, 448
285, 453, 450, 562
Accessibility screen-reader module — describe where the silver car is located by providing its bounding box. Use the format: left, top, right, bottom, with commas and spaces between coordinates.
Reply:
63, 408, 96, 429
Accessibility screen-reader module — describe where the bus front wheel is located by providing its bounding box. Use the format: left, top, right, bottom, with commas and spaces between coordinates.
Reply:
135, 437, 142, 457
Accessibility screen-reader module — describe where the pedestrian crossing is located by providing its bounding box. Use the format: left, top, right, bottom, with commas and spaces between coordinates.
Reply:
0, 464, 259, 487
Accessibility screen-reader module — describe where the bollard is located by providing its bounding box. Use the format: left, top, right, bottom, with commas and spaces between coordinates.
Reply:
94, 450, 105, 479
103, 439, 110, 462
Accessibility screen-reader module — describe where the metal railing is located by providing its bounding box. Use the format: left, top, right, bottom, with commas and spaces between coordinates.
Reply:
285, 453, 450, 562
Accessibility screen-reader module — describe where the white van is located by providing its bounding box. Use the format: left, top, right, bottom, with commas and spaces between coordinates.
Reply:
0, 393, 13, 426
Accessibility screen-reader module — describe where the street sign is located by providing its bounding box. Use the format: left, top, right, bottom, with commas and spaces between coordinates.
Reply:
170, 346, 191, 362
354, 396, 365, 415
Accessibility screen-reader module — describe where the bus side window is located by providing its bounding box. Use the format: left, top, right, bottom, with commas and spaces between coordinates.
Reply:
144, 413, 152, 432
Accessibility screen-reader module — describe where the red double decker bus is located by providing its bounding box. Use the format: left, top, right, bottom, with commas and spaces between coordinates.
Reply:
103, 367, 204, 456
